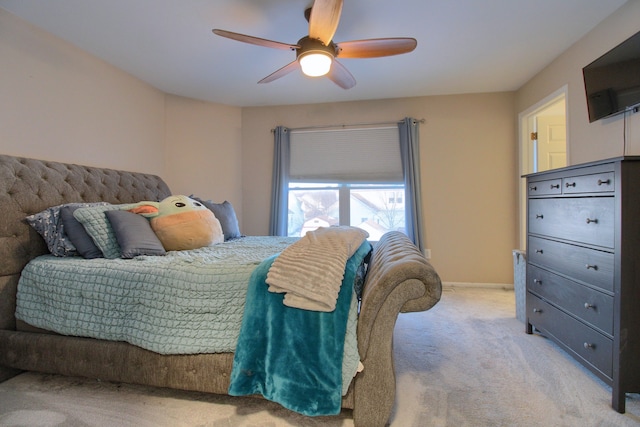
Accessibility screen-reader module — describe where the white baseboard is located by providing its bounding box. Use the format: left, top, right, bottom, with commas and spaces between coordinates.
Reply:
443, 282, 514, 290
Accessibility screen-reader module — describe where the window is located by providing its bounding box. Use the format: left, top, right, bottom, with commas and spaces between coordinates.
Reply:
388, 193, 403, 204
285, 126, 405, 240
272, 119, 423, 249
287, 183, 405, 240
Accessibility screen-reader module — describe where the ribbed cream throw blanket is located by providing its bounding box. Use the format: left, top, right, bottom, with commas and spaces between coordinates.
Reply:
266, 226, 369, 312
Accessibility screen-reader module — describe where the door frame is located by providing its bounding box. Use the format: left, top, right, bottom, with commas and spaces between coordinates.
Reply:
517, 85, 569, 249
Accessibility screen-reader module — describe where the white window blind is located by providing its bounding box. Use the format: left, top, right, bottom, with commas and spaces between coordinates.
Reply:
289, 126, 403, 183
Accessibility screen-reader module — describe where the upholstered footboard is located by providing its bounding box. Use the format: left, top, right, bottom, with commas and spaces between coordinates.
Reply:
351, 231, 442, 427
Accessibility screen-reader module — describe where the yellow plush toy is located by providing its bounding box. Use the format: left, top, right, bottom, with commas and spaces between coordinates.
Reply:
130, 195, 224, 251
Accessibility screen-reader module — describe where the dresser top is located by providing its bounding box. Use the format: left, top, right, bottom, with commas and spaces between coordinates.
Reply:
523, 156, 640, 179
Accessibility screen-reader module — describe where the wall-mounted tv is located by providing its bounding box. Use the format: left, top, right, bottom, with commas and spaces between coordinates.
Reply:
583, 30, 640, 123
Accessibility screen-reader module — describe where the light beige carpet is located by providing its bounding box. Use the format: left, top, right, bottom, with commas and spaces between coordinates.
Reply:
1, 287, 639, 426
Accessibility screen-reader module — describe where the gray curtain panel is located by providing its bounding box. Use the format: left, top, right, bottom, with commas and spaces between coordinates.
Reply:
269, 126, 290, 236
398, 117, 425, 251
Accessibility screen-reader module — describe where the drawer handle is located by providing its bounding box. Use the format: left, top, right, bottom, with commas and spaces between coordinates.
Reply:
533, 279, 542, 285
586, 218, 598, 224
597, 179, 611, 186
550, 184, 560, 189
529, 186, 537, 191
586, 264, 598, 270
584, 303, 595, 310
535, 249, 543, 254
535, 214, 544, 219
532, 308, 542, 314
565, 182, 576, 188
583, 342, 595, 350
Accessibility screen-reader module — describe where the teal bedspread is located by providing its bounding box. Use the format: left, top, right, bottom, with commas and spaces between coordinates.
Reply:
16, 236, 297, 354
228, 241, 372, 416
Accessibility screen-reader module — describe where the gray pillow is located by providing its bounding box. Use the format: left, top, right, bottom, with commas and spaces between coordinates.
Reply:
25, 202, 108, 257
60, 206, 104, 259
73, 203, 137, 259
105, 210, 166, 258
191, 196, 241, 241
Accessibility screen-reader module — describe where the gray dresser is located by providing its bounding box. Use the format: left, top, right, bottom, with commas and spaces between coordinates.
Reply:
525, 156, 640, 413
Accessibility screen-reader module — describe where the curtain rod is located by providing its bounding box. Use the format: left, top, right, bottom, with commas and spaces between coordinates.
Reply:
272, 118, 425, 132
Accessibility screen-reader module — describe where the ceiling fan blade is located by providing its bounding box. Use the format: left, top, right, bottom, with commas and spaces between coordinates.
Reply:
327, 59, 356, 89
213, 29, 299, 50
308, 0, 343, 45
258, 61, 300, 84
336, 38, 417, 58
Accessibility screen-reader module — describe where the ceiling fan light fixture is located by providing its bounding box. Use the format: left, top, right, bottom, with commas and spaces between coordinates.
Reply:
213, 0, 416, 89
299, 51, 333, 77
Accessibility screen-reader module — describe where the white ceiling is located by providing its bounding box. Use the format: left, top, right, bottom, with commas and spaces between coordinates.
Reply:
0, 0, 628, 107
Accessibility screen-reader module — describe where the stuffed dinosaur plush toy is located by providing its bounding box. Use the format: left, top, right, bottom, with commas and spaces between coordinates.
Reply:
130, 195, 224, 251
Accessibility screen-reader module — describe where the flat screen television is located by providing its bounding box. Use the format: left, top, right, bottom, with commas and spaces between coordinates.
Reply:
583, 30, 640, 123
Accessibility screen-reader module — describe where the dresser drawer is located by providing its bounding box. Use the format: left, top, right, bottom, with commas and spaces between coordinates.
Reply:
528, 197, 614, 248
528, 178, 562, 196
528, 236, 614, 292
527, 293, 613, 378
562, 172, 614, 194
527, 265, 613, 335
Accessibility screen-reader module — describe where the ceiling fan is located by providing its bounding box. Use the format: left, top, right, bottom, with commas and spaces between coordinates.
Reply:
212, 0, 417, 89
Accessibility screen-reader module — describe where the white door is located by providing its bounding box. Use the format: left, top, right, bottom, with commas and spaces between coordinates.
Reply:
519, 88, 567, 250
535, 115, 566, 172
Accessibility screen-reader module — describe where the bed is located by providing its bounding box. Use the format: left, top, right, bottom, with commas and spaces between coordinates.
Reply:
0, 154, 442, 427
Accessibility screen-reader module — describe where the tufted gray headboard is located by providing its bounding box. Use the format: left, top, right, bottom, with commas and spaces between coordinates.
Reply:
0, 154, 172, 331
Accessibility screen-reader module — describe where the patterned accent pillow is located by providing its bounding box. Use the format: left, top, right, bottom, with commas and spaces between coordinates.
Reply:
73, 204, 138, 259
25, 202, 109, 257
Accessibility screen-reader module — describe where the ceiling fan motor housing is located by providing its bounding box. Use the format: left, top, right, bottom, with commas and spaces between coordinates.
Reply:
296, 36, 337, 60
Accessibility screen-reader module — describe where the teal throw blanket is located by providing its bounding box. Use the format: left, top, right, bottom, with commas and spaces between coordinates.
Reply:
228, 241, 372, 416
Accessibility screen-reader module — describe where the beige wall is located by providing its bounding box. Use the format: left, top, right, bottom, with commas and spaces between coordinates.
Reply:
515, 1, 640, 164
0, 9, 244, 214
164, 95, 243, 219
242, 93, 518, 284
0, 9, 166, 176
